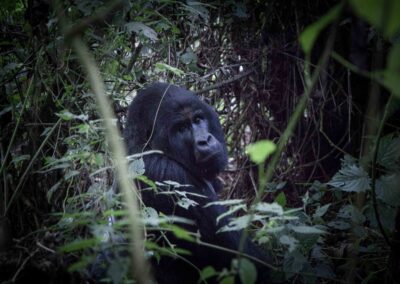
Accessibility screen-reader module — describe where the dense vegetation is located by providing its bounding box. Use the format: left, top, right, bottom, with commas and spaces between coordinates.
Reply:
1, 0, 400, 283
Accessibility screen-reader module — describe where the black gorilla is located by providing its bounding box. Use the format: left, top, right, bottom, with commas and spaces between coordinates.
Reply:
124, 83, 271, 283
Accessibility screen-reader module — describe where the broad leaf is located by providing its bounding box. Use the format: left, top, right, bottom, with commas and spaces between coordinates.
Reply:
291, 225, 326, 235
377, 134, 400, 170
128, 157, 145, 178
350, 0, 400, 38
376, 174, 400, 206
253, 202, 283, 215
238, 258, 257, 284
299, 3, 343, 54
246, 140, 276, 164
125, 22, 158, 41
328, 164, 371, 192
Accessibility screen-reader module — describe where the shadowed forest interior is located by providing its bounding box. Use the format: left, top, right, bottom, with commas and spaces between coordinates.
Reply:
1, 0, 400, 283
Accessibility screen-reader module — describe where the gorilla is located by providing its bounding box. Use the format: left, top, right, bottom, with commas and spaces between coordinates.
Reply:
124, 82, 271, 283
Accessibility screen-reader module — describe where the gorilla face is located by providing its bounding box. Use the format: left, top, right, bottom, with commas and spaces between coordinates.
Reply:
151, 86, 227, 179
125, 83, 228, 180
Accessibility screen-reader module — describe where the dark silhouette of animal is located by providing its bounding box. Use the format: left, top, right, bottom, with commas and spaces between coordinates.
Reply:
124, 82, 271, 283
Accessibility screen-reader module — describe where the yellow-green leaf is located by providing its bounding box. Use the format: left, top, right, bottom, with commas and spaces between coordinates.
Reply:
246, 140, 276, 164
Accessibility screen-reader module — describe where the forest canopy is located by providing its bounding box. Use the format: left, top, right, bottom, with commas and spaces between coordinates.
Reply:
1, 0, 400, 283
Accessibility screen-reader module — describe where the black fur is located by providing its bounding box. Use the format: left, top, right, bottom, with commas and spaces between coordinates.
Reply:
124, 83, 271, 283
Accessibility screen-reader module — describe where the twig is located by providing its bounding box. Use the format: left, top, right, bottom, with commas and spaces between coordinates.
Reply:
12, 249, 39, 282
195, 69, 255, 94
370, 94, 394, 246
36, 241, 56, 253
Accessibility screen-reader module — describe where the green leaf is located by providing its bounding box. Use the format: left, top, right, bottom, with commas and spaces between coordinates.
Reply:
380, 44, 400, 97
246, 140, 276, 164
327, 220, 351, 230
377, 134, 400, 170
376, 174, 400, 206
275, 192, 287, 207
218, 215, 252, 232
291, 225, 326, 235
253, 202, 283, 215
198, 266, 217, 283
283, 250, 307, 276
299, 3, 343, 54
314, 204, 331, 218
216, 204, 247, 224
279, 235, 299, 252
177, 197, 199, 209
125, 22, 158, 41
167, 224, 195, 242
238, 258, 257, 284
180, 50, 198, 64
350, 0, 400, 38
59, 238, 99, 253
204, 199, 244, 207
220, 276, 235, 284
155, 62, 185, 76
128, 157, 145, 178
328, 164, 371, 192
67, 255, 95, 272
56, 110, 75, 121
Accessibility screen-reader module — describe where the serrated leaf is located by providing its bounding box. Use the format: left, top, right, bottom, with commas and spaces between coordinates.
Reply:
328, 164, 371, 192
246, 140, 276, 164
299, 3, 343, 54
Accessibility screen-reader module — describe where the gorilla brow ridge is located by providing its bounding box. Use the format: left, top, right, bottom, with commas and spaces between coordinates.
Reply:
141, 83, 172, 153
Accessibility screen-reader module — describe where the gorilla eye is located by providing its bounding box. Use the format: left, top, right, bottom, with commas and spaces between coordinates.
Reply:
194, 116, 202, 124
178, 124, 188, 133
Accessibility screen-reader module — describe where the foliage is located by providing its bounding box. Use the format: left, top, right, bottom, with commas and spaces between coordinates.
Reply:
1, 0, 400, 283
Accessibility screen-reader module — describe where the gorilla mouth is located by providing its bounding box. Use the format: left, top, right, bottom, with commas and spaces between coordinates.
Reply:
196, 150, 221, 164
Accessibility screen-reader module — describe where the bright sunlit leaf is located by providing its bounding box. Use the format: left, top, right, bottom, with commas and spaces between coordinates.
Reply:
246, 140, 276, 164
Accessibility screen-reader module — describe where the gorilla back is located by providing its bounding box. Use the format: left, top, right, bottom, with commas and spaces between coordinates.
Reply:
124, 83, 271, 283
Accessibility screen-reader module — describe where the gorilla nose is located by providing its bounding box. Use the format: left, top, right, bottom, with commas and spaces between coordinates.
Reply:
196, 134, 212, 147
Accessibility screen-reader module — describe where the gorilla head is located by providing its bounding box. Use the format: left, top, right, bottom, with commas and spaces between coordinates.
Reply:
125, 82, 228, 179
